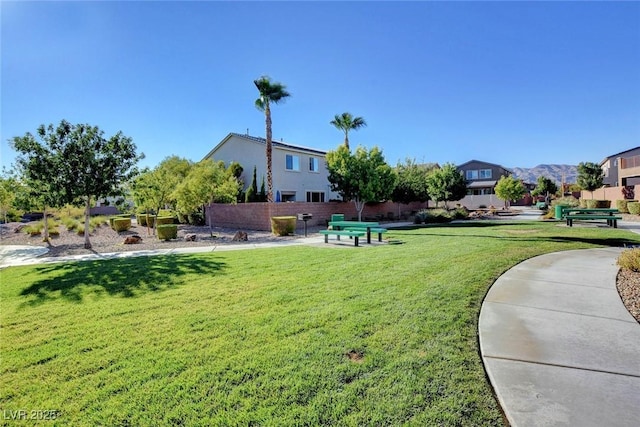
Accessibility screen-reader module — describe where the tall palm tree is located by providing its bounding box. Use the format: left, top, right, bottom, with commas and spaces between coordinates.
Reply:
330, 112, 367, 150
254, 76, 290, 203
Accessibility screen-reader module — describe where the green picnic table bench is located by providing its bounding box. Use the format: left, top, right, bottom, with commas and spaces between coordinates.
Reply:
318, 229, 366, 246
562, 208, 622, 228
328, 220, 384, 244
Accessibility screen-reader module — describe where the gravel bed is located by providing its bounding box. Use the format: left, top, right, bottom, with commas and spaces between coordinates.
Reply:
0, 221, 318, 258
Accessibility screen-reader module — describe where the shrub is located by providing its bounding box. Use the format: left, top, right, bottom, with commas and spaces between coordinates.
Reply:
551, 197, 580, 208
595, 200, 611, 208
451, 207, 469, 220
188, 212, 205, 226
628, 202, 640, 215
109, 214, 131, 229
157, 224, 177, 241
156, 216, 175, 226
90, 216, 109, 229
137, 215, 147, 227
112, 218, 131, 232
23, 223, 43, 236
271, 216, 296, 236
424, 209, 452, 224
584, 199, 598, 209
617, 200, 637, 214
579, 198, 588, 208
413, 212, 426, 224
618, 248, 640, 272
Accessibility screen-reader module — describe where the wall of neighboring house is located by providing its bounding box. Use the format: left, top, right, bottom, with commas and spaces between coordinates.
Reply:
205, 134, 339, 202
457, 160, 511, 209
205, 201, 429, 230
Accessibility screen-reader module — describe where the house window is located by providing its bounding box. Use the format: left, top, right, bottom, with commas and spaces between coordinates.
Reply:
309, 157, 319, 172
306, 191, 325, 202
286, 154, 300, 171
281, 191, 296, 202
466, 170, 478, 180
479, 169, 492, 179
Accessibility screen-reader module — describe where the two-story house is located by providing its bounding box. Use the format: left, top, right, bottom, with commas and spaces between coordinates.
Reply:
600, 147, 640, 188
203, 132, 340, 202
456, 160, 512, 208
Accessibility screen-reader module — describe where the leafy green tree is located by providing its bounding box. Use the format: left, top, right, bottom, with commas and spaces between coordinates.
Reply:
531, 176, 558, 204
391, 159, 434, 205
174, 159, 240, 236
259, 176, 267, 202
330, 112, 367, 150
425, 163, 467, 208
0, 177, 15, 227
326, 145, 396, 221
494, 175, 526, 208
577, 161, 604, 198
12, 121, 141, 248
254, 76, 290, 202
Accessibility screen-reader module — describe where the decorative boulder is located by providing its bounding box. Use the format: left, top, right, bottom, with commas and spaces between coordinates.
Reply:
124, 235, 143, 244
232, 231, 248, 241
184, 233, 197, 242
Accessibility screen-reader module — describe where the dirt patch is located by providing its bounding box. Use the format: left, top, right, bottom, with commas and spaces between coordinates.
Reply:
346, 350, 364, 363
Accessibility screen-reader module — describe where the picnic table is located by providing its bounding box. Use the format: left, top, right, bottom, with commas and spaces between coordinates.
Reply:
561, 208, 622, 228
328, 220, 385, 244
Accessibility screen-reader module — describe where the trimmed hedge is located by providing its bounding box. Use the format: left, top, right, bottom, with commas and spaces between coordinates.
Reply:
157, 224, 177, 241
271, 216, 296, 236
584, 199, 611, 209
617, 199, 637, 214
628, 202, 640, 215
113, 218, 132, 232
156, 216, 175, 226
110, 214, 131, 229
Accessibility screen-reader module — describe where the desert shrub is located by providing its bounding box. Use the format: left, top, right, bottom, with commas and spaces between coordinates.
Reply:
112, 218, 131, 232
188, 212, 205, 226
628, 202, 640, 215
156, 216, 175, 226
451, 207, 469, 220
579, 198, 588, 208
424, 209, 452, 224
551, 197, 580, 208
271, 216, 296, 236
90, 216, 109, 229
617, 200, 637, 214
157, 224, 177, 241
618, 248, 640, 272
23, 222, 43, 236
584, 199, 598, 209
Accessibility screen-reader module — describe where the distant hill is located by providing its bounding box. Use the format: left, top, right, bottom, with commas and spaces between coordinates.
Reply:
510, 164, 578, 185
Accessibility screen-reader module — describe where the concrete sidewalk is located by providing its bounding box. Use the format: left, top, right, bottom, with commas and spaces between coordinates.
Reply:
479, 248, 640, 427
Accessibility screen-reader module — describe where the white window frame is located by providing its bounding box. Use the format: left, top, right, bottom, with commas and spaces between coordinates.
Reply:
479, 169, 492, 179
285, 154, 300, 171
309, 157, 319, 173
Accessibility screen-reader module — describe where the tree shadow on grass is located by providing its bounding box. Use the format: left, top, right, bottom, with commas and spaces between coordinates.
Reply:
19, 254, 227, 305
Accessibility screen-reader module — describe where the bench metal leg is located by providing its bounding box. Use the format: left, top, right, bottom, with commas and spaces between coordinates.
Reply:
324, 234, 328, 243
355, 236, 359, 247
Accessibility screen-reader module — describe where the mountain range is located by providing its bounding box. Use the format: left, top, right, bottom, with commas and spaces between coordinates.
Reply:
509, 164, 578, 185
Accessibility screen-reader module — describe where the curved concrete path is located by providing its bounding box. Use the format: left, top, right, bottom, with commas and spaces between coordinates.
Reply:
479, 248, 640, 427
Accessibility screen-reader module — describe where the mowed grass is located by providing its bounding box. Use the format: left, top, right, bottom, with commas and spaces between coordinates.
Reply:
1, 221, 637, 426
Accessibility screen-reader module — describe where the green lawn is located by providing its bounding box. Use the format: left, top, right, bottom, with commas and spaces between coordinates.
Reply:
1, 221, 636, 426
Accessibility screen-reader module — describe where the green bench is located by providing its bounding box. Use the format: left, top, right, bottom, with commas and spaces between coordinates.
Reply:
343, 226, 388, 242
566, 215, 622, 228
318, 229, 366, 246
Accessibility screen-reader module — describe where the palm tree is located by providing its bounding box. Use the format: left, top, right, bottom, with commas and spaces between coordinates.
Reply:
330, 112, 367, 150
254, 76, 290, 203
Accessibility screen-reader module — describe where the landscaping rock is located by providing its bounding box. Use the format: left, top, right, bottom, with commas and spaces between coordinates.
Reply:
123, 235, 143, 244
184, 233, 197, 242
232, 231, 248, 241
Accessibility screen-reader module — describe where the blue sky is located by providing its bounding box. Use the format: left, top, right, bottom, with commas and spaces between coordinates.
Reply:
2, 1, 639, 172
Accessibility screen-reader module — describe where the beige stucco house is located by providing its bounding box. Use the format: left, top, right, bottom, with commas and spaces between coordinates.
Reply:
203, 132, 340, 202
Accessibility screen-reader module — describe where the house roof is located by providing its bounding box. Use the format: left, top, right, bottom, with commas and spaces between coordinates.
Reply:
203, 132, 327, 161
457, 159, 512, 174
468, 180, 497, 188
600, 146, 640, 165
